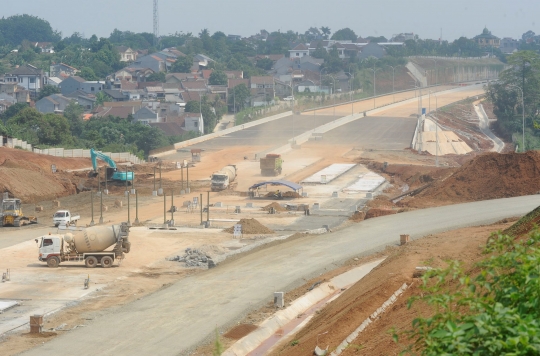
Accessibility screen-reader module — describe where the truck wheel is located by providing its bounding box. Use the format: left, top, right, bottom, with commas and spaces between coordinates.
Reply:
101, 256, 113, 268
85, 256, 98, 268
47, 256, 60, 268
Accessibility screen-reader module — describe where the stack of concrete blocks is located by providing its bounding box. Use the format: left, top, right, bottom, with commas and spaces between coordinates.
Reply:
52, 200, 60, 208
331, 283, 409, 355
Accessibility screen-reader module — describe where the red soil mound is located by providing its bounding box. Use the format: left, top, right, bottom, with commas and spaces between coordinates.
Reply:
403, 151, 540, 207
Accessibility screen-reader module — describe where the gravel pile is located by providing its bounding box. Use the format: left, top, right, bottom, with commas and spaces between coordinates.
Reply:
169, 248, 216, 268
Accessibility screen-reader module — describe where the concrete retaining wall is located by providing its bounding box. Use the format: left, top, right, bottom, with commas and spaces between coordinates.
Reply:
0, 138, 143, 164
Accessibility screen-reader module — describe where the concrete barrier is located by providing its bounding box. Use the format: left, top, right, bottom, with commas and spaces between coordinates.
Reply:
152, 111, 293, 158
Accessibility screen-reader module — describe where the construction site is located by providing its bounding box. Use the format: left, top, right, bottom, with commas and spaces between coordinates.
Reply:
2, 69, 540, 356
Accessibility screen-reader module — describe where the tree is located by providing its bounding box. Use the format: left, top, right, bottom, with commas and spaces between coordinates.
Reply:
79, 67, 98, 81
331, 28, 357, 42
0, 15, 60, 47
311, 43, 328, 59
147, 71, 165, 82
1, 102, 29, 123
37, 85, 60, 100
171, 55, 193, 73
63, 101, 85, 136
228, 84, 250, 112
320, 26, 331, 39
209, 70, 228, 85
256, 58, 274, 70
486, 51, 540, 148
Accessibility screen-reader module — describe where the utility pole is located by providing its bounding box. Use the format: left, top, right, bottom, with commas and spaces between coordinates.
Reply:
90, 190, 95, 226
153, 166, 157, 196
170, 189, 174, 226
200, 193, 203, 225
134, 190, 139, 225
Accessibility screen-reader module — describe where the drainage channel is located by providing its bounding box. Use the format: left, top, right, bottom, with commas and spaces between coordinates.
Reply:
223, 258, 386, 356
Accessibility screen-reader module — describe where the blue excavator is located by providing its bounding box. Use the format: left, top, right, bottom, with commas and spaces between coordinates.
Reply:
90, 148, 134, 183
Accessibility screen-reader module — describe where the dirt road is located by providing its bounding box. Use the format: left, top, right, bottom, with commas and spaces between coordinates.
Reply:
21, 195, 540, 356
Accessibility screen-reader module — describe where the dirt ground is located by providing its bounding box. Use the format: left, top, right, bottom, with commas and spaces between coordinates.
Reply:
270, 219, 519, 355
0, 86, 518, 355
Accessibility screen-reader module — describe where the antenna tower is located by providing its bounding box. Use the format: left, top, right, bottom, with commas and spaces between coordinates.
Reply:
153, 0, 159, 47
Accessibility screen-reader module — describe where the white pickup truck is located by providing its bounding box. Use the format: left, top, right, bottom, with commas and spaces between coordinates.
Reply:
53, 210, 80, 227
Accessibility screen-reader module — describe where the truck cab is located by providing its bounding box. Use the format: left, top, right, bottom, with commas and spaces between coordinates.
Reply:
36, 235, 63, 267
211, 173, 229, 191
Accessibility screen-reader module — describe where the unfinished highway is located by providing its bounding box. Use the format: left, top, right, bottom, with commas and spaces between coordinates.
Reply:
22, 195, 540, 356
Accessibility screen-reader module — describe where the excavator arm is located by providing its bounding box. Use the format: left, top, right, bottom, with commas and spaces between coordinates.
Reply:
90, 148, 118, 171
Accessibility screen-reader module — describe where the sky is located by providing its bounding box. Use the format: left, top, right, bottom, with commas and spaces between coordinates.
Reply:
3, 0, 539, 41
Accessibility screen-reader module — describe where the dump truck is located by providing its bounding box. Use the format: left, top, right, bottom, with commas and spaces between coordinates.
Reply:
36, 223, 131, 268
260, 154, 283, 176
1, 198, 38, 227
211, 165, 237, 191
53, 210, 80, 227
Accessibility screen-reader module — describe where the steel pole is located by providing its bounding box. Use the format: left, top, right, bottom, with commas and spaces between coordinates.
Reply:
181, 165, 184, 191
163, 191, 166, 225
99, 188, 103, 224
186, 164, 189, 191
200, 193, 203, 225
127, 190, 131, 226
171, 189, 174, 225
206, 191, 210, 223
135, 190, 139, 224
90, 190, 94, 226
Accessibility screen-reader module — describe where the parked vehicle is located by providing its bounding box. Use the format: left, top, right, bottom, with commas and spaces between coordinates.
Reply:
211, 165, 237, 191
53, 210, 80, 227
260, 154, 283, 176
36, 223, 131, 268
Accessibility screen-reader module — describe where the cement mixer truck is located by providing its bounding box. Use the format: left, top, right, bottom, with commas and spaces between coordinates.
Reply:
36, 223, 131, 268
211, 165, 237, 191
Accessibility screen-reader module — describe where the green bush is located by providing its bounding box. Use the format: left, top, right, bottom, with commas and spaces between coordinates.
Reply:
400, 231, 540, 355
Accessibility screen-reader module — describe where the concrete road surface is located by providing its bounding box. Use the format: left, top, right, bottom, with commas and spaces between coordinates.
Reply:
23, 195, 540, 356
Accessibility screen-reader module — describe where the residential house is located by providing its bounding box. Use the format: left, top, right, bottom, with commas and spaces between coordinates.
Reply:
250, 76, 275, 106
227, 34, 242, 41
4, 64, 46, 99
128, 52, 174, 73
145, 85, 165, 99
79, 81, 104, 94
0, 82, 30, 103
500, 37, 519, 54
92, 106, 136, 119
113, 67, 154, 82
0, 93, 16, 113
150, 112, 204, 136
474, 28, 500, 48
35, 94, 73, 113
391, 33, 415, 42
103, 89, 126, 102
59, 76, 85, 95
116, 46, 137, 62
289, 43, 309, 58
49, 63, 79, 78
194, 54, 214, 68
181, 80, 207, 92
64, 90, 96, 110
34, 42, 54, 53
166, 73, 197, 85
133, 106, 159, 124
357, 42, 387, 59
47, 77, 63, 88
224, 70, 244, 79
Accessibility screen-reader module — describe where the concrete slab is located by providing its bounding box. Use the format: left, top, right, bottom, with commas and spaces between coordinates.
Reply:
343, 172, 386, 193
301, 164, 356, 184
0, 300, 18, 313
